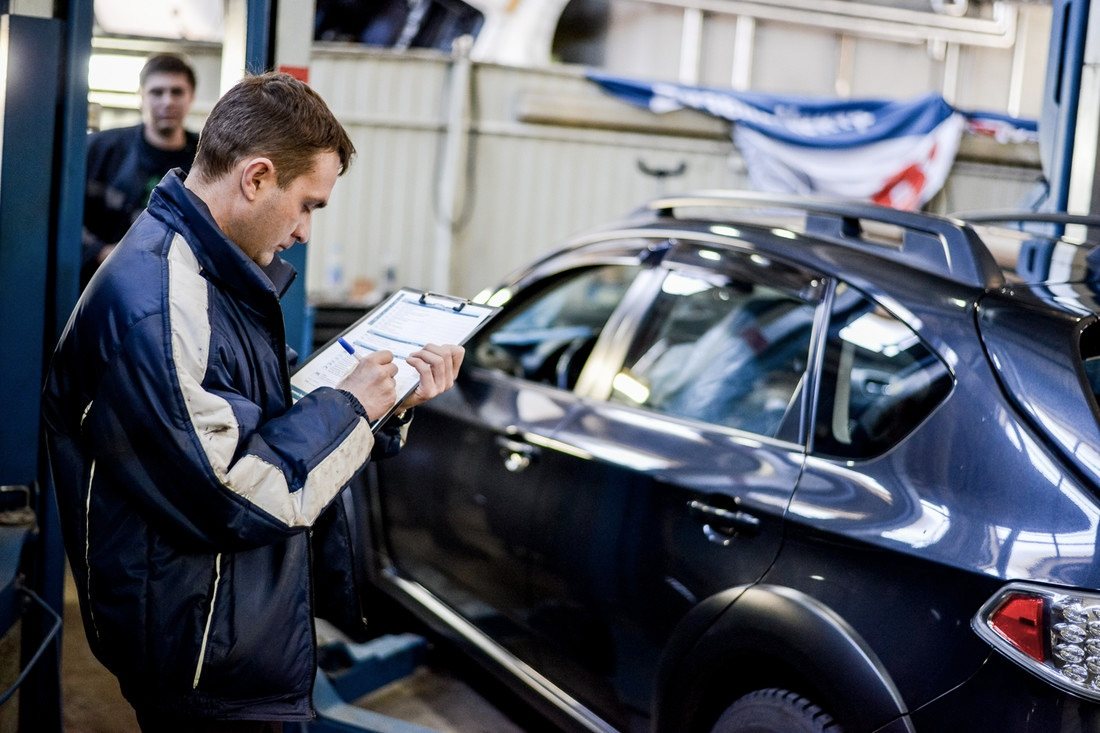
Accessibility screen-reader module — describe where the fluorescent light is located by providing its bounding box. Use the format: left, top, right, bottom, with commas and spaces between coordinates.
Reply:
88, 54, 145, 93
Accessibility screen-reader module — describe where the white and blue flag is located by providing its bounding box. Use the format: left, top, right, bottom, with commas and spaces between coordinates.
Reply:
588, 71, 1037, 211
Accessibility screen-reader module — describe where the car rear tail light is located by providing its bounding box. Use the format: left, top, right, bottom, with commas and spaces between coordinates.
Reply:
974, 582, 1100, 701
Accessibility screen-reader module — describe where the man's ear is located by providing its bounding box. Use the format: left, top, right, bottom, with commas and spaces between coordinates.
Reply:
240, 157, 276, 201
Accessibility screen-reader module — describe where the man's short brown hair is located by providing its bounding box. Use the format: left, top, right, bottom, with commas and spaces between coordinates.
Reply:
140, 53, 196, 91
192, 71, 356, 187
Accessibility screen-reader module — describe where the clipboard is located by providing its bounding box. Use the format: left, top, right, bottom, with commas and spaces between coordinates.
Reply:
291, 288, 499, 431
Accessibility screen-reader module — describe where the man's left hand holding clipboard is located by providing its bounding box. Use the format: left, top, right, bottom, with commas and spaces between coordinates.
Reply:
291, 288, 499, 430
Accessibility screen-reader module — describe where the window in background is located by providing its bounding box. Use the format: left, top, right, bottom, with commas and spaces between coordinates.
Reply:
314, 0, 484, 52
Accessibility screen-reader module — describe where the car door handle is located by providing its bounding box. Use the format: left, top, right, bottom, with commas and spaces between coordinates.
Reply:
496, 436, 539, 473
688, 499, 761, 544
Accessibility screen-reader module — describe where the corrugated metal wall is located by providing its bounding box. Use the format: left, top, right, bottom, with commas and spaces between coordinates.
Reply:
307, 46, 752, 301
88, 18, 1047, 307
305, 44, 1042, 303
601, 1, 1051, 119
307, 49, 451, 300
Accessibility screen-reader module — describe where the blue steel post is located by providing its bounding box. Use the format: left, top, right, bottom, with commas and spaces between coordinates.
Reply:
25, 3, 94, 733
244, 0, 273, 72
1039, 0, 1091, 213
52, 0, 92, 335
0, 0, 92, 728
240, 0, 314, 357
0, 21, 56, 486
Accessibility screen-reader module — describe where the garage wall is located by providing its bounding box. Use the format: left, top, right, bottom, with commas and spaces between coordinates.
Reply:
305, 43, 1043, 302
87, 1, 1048, 305
307, 46, 748, 301
598, 0, 1052, 119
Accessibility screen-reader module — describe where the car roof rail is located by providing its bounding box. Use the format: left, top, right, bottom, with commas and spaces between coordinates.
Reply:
643, 190, 1005, 289
953, 210, 1100, 230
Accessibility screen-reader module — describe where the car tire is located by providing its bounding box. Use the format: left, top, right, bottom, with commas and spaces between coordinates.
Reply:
710, 688, 842, 733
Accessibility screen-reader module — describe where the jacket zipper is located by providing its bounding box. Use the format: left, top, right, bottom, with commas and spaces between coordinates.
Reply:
193, 553, 223, 689
84, 460, 100, 641
307, 528, 318, 719
81, 401, 100, 640
338, 492, 369, 631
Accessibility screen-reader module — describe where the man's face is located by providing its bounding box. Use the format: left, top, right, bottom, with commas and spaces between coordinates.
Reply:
233, 151, 342, 267
140, 71, 194, 139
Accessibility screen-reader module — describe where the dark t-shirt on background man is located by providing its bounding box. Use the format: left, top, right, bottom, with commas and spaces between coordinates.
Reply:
82, 123, 199, 288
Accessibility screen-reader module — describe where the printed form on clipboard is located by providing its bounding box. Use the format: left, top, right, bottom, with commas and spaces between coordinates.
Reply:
291, 288, 499, 430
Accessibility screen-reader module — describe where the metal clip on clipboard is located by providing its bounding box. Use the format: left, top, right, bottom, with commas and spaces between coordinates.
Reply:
418, 291, 468, 312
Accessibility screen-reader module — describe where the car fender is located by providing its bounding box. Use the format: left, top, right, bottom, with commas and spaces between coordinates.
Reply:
653, 583, 914, 733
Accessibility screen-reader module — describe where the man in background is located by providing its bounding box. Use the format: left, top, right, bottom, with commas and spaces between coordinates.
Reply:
82, 52, 199, 288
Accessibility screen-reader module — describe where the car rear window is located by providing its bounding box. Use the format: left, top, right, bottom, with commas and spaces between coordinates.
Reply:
813, 283, 953, 459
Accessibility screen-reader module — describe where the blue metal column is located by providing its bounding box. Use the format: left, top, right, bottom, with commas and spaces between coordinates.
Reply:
25, 3, 94, 731
228, 0, 313, 357
1038, 0, 1091, 213
251, 0, 314, 358
253, 0, 316, 359
51, 0, 93, 335
0, 0, 92, 728
0, 15, 57, 486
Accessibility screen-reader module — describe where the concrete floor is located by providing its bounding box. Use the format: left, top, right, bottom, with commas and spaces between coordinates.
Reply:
61, 567, 548, 733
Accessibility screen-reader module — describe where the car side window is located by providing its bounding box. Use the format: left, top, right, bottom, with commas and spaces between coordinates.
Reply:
469, 264, 642, 389
813, 283, 953, 459
609, 269, 817, 437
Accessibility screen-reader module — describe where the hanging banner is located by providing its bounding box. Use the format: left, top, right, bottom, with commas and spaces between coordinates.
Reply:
587, 71, 1038, 211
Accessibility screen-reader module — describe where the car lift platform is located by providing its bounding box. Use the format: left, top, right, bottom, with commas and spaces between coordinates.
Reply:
304, 632, 441, 733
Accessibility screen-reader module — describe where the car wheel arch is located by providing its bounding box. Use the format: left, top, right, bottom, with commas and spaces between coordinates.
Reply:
652, 583, 914, 733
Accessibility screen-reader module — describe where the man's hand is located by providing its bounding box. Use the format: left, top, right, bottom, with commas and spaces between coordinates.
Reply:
336, 349, 398, 422
400, 344, 465, 410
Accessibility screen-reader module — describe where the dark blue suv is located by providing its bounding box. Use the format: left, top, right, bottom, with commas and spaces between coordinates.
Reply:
350, 192, 1100, 732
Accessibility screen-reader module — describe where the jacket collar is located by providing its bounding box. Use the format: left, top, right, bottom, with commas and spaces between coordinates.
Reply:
148, 169, 298, 305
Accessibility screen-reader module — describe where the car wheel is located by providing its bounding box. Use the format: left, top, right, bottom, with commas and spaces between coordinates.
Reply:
710, 688, 842, 733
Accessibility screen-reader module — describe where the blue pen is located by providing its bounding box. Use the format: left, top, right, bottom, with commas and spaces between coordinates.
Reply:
337, 337, 356, 355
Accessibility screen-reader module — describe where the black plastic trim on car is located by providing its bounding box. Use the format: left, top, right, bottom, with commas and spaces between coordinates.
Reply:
653, 583, 915, 733
953, 210, 1100, 228
954, 210, 1100, 273
381, 568, 618, 733
640, 190, 1005, 290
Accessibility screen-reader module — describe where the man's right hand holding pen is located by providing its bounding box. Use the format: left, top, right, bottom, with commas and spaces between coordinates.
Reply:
336, 341, 465, 424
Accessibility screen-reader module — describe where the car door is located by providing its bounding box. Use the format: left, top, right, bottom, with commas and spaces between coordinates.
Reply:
373, 260, 651, 665
522, 242, 826, 729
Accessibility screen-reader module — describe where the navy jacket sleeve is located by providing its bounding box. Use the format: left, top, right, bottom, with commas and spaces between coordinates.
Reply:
46, 223, 379, 553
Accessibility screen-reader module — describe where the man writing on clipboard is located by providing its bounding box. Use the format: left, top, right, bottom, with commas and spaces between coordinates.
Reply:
42, 71, 463, 732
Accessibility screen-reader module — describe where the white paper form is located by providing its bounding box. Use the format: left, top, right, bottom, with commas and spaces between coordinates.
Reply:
291, 288, 498, 429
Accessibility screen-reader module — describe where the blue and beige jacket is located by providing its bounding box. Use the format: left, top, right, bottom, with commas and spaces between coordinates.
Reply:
41, 169, 401, 721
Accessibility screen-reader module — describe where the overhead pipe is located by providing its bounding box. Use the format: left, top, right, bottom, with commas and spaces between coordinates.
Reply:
639, 0, 1019, 49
